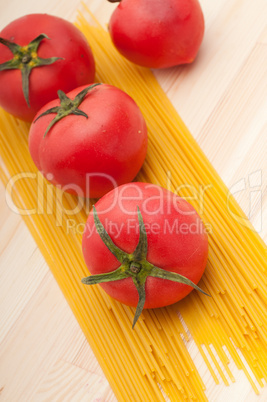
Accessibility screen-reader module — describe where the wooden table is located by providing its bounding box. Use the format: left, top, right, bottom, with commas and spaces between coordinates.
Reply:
0, 0, 266, 400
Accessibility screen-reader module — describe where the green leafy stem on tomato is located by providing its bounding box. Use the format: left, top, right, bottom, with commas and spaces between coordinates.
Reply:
34, 83, 102, 137
82, 206, 210, 329
0, 34, 63, 107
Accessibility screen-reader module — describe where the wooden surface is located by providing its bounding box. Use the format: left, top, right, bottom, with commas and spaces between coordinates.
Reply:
0, 0, 266, 401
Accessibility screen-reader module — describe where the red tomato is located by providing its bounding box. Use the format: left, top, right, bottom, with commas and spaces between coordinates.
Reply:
28, 84, 147, 198
0, 14, 95, 121
82, 182, 209, 327
108, 0, 205, 68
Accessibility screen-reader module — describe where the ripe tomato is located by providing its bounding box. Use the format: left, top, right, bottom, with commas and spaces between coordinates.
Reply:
108, 0, 205, 68
0, 14, 95, 121
28, 84, 147, 198
82, 182, 209, 327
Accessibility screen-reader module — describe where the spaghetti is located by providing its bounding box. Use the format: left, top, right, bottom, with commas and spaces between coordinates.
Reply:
0, 7, 266, 401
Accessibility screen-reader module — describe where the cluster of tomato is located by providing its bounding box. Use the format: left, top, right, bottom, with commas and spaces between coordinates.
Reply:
0, 2, 208, 328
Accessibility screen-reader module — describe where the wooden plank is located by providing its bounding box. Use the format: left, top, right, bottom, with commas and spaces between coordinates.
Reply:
32, 360, 113, 401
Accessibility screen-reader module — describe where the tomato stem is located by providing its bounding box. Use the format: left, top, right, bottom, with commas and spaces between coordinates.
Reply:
150, 266, 210, 296
34, 83, 102, 137
82, 206, 210, 329
130, 263, 141, 274
132, 279, 146, 329
82, 266, 129, 285
0, 34, 63, 107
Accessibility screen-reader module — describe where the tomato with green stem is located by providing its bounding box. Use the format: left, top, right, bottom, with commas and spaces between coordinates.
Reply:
28, 84, 147, 198
0, 14, 95, 121
82, 182, 209, 328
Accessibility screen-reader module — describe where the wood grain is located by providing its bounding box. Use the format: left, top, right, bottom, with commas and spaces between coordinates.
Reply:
0, 0, 266, 401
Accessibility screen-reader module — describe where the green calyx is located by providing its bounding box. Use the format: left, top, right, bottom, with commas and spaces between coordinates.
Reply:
0, 34, 63, 107
34, 83, 102, 137
82, 206, 210, 329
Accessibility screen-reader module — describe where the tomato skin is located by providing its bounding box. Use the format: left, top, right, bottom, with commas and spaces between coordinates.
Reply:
28, 85, 147, 198
0, 14, 95, 121
82, 182, 208, 309
109, 0, 205, 68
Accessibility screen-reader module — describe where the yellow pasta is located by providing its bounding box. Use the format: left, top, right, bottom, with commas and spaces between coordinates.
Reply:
0, 7, 266, 401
